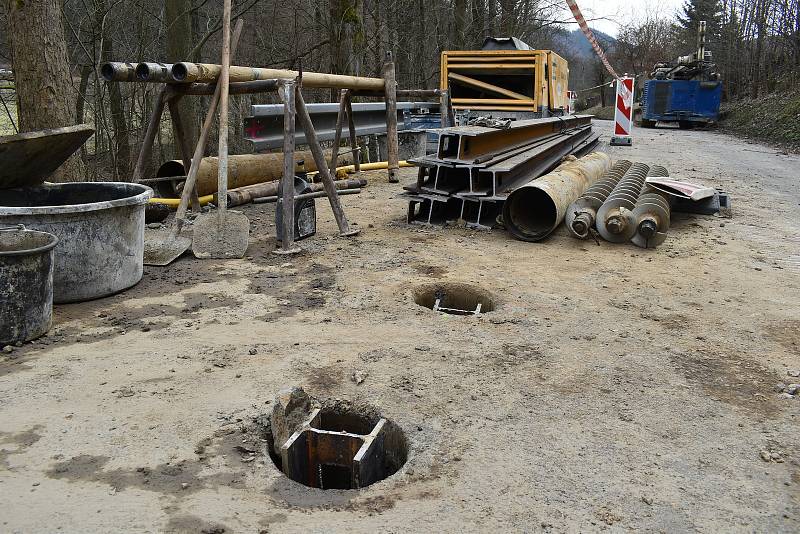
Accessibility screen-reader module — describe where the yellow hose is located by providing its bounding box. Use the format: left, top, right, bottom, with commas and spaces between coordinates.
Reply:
339, 160, 413, 173
149, 194, 215, 207
148, 160, 413, 207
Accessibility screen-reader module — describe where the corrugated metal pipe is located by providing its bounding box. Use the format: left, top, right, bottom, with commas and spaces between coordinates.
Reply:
502, 152, 612, 242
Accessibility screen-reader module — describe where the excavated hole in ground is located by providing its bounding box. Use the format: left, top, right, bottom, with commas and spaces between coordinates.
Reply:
413, 282, 496, 315
263, 405, 408, 491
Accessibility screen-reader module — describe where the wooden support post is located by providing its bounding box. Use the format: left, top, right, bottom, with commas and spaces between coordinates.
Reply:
132, 85, 169, 184
295, 90, 359, 237
276, 80, 300, 254
344, 90, 361, 177
167, 92, 201, 213
382, 52, 399, 183
439, 89, 452, 128
329, 89, 348, 176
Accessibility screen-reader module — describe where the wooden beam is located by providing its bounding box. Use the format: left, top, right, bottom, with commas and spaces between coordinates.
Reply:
447, 63, 538, 70
277, 80, 300, 253
447, 72, 533, 101
295, 90, 359, 237
452, 98, 537, 105
383, 53, 400, 184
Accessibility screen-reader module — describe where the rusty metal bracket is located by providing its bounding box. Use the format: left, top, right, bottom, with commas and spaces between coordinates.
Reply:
280, 409, 388, 490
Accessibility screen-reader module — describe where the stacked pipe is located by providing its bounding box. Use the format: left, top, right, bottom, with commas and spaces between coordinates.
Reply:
101, 61, 385, 90
403, 115, 600, 229
630, 165, 671, 248
566, 160, 632, 239
596, 162, 650, 243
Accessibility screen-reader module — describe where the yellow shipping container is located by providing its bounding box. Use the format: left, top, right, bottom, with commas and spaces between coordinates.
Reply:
440, 49, 569, 116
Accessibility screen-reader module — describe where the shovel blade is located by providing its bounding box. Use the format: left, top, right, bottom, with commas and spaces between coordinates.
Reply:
191, 210, 250, 259
143, 234, 192, 266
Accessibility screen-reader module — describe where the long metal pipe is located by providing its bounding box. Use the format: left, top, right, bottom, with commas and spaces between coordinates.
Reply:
170, 62, 386, 90
502, 152, 612, 242
135, 62, 173, 82
253, 188, 361, 204
175, 79, 280, 96
228, 177, 366, 207
100, 62, 137, 82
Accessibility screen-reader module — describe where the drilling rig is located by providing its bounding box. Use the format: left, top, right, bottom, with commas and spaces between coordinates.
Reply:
639, 21, 723, 129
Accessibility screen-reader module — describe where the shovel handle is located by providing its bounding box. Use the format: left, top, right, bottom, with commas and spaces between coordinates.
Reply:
173, 18, 243, 230
216, 0, 232, 216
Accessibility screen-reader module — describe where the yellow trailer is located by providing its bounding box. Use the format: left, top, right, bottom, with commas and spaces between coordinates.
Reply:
440, 49, 569, 116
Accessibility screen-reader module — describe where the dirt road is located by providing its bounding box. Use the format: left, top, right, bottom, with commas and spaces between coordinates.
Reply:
1, 120, 798, 532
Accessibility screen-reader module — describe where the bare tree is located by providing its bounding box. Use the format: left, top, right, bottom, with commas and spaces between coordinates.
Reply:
6, 0, 86, 181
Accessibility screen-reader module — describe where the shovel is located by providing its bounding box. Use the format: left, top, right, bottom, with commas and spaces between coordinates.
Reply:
143, 18, 245, 266
191, 0, 249, 259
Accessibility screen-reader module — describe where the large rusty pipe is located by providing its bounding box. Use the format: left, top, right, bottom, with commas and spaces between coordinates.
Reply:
170, 62, 385, 90
503, 152, 612, 242
100, 62, 137, 82
156, 151, 353, 197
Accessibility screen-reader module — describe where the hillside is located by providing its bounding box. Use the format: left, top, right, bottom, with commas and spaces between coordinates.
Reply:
720, 90, 800, 152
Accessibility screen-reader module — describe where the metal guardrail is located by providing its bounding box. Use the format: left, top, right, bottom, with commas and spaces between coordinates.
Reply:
244, 101, 439, 151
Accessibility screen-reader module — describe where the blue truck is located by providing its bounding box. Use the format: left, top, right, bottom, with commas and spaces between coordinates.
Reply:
639, 20, 722, 129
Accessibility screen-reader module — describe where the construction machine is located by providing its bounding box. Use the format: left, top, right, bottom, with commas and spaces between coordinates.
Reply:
640, 21, 723, 129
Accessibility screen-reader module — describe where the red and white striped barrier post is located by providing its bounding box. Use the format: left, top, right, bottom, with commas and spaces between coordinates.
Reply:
611, 76, 634, 146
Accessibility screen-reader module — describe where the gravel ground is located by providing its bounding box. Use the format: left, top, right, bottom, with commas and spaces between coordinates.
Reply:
0, 119, 798, 533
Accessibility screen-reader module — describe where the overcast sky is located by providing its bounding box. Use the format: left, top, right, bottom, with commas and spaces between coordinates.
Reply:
560, 0, 687, 37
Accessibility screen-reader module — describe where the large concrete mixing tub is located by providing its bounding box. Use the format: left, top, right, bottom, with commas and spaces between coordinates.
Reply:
0, 125, 152, 303
0, 182, 153, 303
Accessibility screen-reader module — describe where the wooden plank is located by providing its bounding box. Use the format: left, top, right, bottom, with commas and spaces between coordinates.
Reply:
447, 72, 533, 101
447, 63, 538, 69
452, 105, 539, 111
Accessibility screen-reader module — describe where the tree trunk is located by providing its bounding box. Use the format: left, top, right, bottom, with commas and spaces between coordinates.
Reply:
454, 0, 467, 48
165, 0, 199, 155
7, 0, 86, 182
97, 0, 130, 180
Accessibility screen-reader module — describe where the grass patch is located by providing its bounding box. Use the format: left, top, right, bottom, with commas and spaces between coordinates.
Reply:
720, 90, 800, 151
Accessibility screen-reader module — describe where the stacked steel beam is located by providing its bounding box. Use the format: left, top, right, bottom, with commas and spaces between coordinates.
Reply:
402, 115, 599, 229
